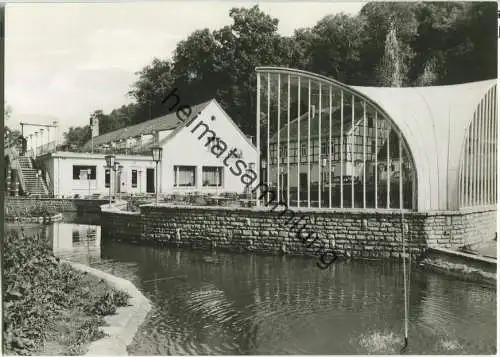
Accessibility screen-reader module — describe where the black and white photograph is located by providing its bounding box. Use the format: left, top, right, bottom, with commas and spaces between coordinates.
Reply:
2, 1, 497, 355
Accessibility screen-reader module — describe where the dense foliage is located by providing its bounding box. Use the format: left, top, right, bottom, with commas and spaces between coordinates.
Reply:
3, 230, 130, 355
65, 2, 497, 148
5, 201, 60, 219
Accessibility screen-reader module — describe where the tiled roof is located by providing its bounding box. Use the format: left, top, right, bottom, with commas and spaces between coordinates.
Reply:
83, 100, 212, 149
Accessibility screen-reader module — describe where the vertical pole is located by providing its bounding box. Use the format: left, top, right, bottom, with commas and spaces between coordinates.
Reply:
156, 161, 159, 205
465, 127, 471, 207
267, 73, 271, 204
363, 102, 367, 209
340, 91, 344, 208
318, 83, 322, 208
375, 112, 378, 209
256, 73, 261, 206
483, 92, 489, 205
472, 109, 478, 206
492, 87, 496, 204
351, 95, 355, 208
297, 77, 301, 208
277, 74, 281, 202
399, 133, 408, 346
287, 74, 291, 208
329, 86, 332, 208
387, 122, 391, 209
307, 79, 311, 208
109, 168, 112, 207
486, 89, 494, 204
489, 87, 495, 204
478, 99, 484, 205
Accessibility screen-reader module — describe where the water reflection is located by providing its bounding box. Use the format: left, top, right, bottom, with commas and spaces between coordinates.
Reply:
89, 240, 496, 355
11, 215, 495, 355
47, 221, 101, 264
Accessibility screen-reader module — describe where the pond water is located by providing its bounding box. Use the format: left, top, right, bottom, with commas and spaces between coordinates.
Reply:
17, 214, 497, 355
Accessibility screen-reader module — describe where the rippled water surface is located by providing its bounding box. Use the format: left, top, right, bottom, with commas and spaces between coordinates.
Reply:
40, 216, 496, 355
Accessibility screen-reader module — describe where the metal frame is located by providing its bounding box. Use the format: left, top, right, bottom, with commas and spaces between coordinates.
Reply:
458, 85, 497, 208
256, 67, 417, 211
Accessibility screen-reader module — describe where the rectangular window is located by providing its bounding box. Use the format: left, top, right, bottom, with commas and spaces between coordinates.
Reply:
301, 143, 307, 163
174, 166, 196, 187
105, 169, 110, 188
73, 165, 96, 180
131, 169, 138, 188
202, 166, 223, 187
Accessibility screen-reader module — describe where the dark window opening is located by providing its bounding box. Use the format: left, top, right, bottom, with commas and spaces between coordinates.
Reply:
73, 165, 96, 180
131, 169, 138, 188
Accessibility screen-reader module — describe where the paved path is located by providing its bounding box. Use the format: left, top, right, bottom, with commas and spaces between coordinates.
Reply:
461, 240, 497, 260
473, 241, 497, 259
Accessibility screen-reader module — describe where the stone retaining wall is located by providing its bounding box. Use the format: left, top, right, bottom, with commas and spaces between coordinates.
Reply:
101, 206, 143, 242
101, 204, 497, 260
5, 198, 108, 214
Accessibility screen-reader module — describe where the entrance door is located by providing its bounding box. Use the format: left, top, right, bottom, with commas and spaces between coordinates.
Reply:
146, 168, 155, 193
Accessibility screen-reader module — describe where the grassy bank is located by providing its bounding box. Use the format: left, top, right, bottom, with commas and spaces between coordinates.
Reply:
3, 229, 130, 355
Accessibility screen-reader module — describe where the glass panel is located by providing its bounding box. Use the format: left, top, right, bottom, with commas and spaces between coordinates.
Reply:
257, 69, 417, 210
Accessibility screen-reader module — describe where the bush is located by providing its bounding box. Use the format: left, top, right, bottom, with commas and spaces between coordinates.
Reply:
5, 200, 59, 219
3, 230, 130, 355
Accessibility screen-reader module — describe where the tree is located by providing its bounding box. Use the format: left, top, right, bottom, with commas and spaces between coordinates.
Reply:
63, 126, 91, 150
378, 22, 405, 87
358, 2, 419, 86
305, 13, 366, 83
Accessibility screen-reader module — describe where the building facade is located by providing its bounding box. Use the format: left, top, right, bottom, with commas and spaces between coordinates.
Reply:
36, 99, 258, 198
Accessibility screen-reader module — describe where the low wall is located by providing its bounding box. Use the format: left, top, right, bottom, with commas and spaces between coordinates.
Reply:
5, 198, 109, 214
101, 205, 143, 242
100, 204, 497, 260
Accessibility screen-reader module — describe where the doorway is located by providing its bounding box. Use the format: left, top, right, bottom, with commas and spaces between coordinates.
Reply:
146, 168, 155, 193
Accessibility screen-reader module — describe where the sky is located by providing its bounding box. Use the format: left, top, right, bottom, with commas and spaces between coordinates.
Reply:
5, 1, 366, 139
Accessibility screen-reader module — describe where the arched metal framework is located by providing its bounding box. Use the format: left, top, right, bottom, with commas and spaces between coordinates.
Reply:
256, 67, 417, 210
459, 85, 497, 208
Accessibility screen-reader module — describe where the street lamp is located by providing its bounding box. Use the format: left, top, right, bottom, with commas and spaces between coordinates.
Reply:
116, 163, 123, 201
248, 162, 255, 199
152, 146, 163, 205
36, 169, 42, 196
260, 159, 267, 205
105, 154, 116, 207
87, 168, 92, 199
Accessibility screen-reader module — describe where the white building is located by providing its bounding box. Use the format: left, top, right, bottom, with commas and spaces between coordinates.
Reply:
37, 99, 258, 198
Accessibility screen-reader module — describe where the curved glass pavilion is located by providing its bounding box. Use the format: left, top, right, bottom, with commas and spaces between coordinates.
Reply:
255, 67, 497, 212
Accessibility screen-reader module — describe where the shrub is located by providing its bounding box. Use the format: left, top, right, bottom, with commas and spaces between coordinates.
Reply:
5, 200, 59, 219
3, 230, 130, 355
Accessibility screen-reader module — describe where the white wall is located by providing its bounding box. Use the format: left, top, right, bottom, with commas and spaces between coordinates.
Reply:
160, 100, 258, 194
40, 152, 156, 197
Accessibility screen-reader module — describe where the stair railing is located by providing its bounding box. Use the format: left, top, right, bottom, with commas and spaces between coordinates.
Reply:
5, 147, 29, 195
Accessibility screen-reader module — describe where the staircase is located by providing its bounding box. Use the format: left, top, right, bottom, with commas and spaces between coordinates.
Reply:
17, 156, 49, 196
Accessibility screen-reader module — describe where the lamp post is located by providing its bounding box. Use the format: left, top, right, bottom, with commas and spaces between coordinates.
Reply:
36, 169, 42, 196
260, 158, 267, 205
87, 168, 92, 198
152, 146, 163, 205
280, 166, 285, 201
105, 154, 116, 207
248, 162, 255, 199
138, 169, 142, 194
117, 163, 123, 201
